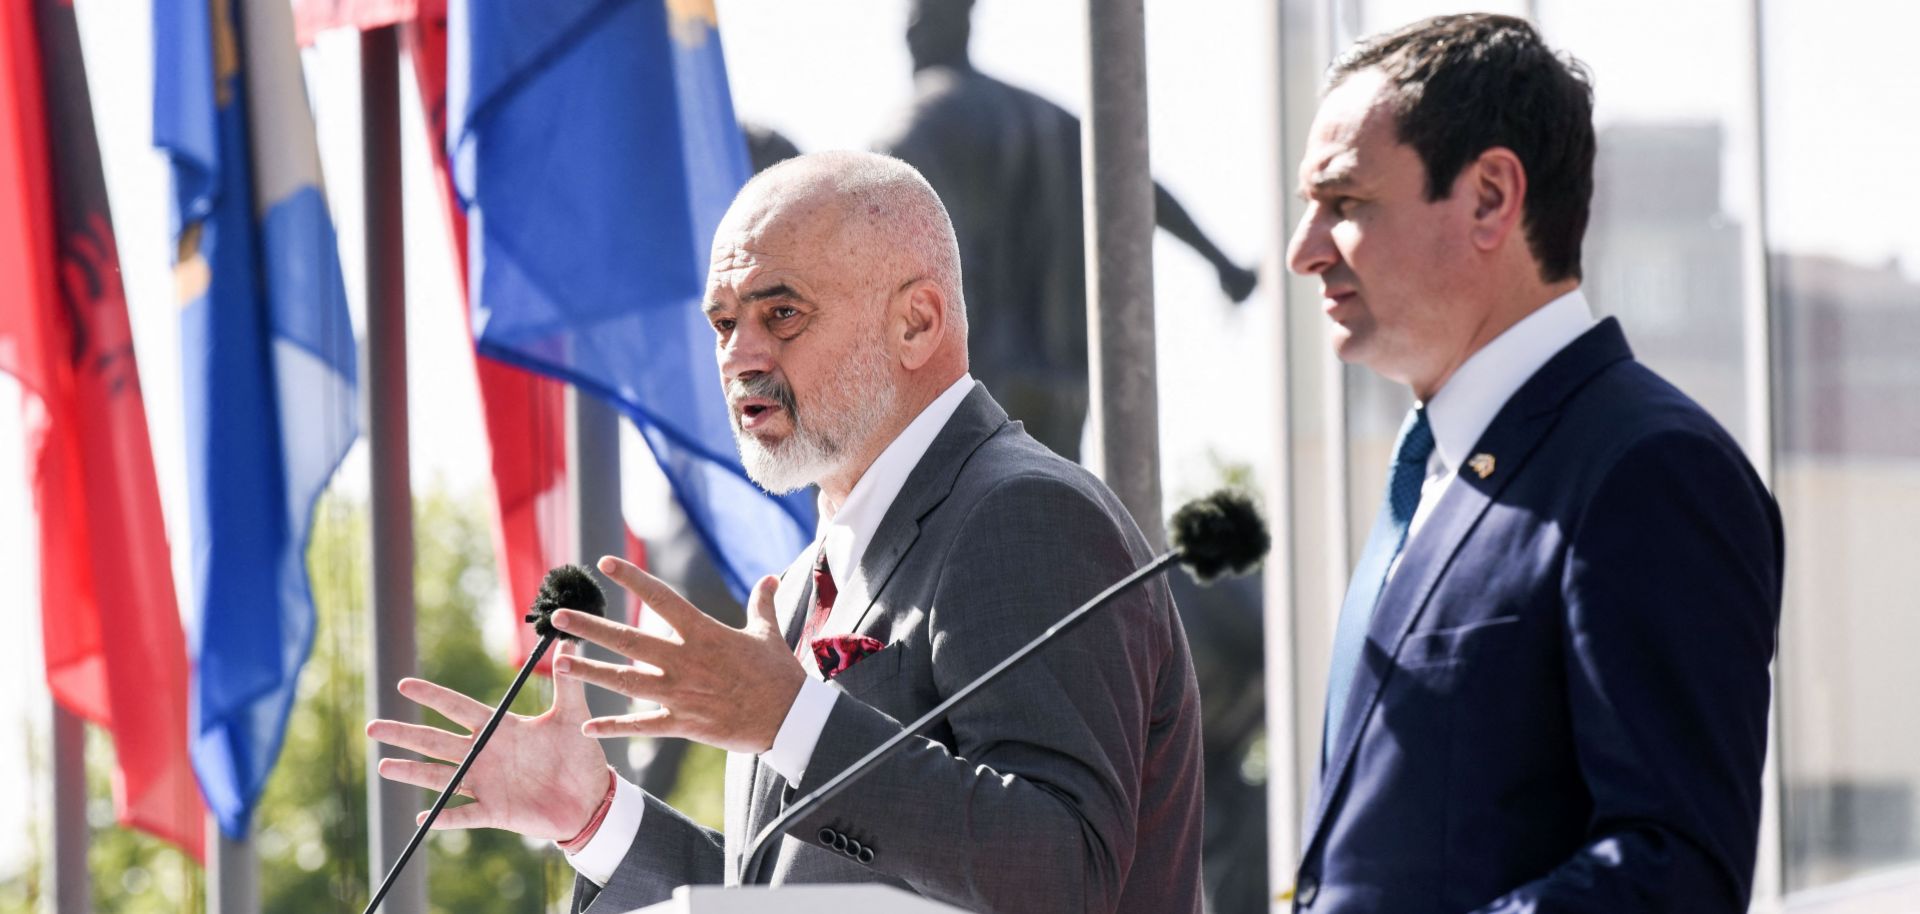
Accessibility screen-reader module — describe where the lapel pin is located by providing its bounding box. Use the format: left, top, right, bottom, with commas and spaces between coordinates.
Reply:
1467, 453, 1496, 479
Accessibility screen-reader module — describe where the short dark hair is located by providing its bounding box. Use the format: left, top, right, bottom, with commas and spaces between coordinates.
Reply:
1328, 14, 1595, 283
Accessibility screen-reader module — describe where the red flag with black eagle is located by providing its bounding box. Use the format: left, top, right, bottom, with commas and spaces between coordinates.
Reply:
0, 0, 205, 858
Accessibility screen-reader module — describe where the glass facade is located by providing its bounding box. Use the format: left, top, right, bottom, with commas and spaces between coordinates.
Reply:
1270, 1, 1920, 908
1761, 0, 1920, 893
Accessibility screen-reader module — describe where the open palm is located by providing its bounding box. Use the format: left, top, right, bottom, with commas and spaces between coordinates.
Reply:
366, 641, 611, 840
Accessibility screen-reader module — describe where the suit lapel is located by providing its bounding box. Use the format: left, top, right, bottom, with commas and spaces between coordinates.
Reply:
742, 767, 790, 883
845, 383, 1008, 636
781, 543, 821, 654
1303, 319, 1635, 853
1304, 448, 1508, 850
741, 384, 1010, 882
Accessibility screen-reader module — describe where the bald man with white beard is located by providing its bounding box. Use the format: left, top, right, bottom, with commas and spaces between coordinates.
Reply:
367, 152, 1206, 914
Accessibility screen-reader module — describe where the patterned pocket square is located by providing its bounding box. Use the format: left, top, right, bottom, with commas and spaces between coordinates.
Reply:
811, 635, 886, 680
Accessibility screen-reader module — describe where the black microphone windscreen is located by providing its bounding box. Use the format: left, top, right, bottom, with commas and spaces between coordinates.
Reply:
525, 564, 608, 640
1169, 490, 1271, 583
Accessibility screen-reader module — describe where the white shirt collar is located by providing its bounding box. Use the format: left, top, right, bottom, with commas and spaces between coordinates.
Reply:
1423, 288, 1595, 474
815, 373, 976, 595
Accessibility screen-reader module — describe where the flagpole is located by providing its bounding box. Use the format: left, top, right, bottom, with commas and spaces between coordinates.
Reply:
206, 825, 257, 914
567, 387, 636, 782
1082, 0, 1164, 549
360, 23, 425, 914
50, 703, 88, 914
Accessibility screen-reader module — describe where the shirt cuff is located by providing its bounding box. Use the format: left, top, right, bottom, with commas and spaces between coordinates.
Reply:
761, 676, 840, 785
562, 773, 644, 887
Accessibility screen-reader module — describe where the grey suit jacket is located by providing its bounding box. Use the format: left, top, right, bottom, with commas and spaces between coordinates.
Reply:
574, 384, 1205, 914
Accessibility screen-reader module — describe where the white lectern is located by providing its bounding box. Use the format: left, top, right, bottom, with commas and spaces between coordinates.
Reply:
622, 884, 967, 913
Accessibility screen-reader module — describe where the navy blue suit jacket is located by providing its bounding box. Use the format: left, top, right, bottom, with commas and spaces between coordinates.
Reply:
1295, 319, 1783, 913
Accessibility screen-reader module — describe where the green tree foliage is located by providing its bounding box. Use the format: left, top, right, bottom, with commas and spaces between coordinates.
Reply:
663, 743, 727, 835
81, 725, 203, 913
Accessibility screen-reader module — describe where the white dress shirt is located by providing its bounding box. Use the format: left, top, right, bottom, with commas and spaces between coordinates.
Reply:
566, 373, 978, 885
1393, 289, 1596, 578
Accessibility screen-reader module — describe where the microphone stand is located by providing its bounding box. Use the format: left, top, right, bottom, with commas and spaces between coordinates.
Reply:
737, 550, 1182, 884
364, 631, 559, 913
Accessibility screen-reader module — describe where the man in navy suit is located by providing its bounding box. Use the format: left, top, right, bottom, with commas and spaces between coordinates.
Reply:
1285, 14, 1782, 912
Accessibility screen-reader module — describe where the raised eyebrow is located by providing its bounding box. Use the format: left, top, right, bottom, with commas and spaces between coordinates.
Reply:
1300, 173, 1357, 201
740, 283, 801, 305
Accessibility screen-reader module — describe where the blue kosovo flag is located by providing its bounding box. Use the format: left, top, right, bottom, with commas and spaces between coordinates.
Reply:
449, 0, 813, 598
154, 0, 357, 837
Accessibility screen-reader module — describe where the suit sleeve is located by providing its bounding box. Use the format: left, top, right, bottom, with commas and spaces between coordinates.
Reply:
1473, 430, 1783, 913
575, 792, 726, 913
783, 473, 1180, 914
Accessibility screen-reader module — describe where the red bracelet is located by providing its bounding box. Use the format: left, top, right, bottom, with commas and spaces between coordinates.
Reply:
557, 766, 618, 854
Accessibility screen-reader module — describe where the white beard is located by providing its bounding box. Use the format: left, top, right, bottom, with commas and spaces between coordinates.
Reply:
734, 340, 897, 496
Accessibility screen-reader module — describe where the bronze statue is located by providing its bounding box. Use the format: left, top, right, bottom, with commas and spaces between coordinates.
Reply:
878, 6, 1267, 910
876, 0, 1258, 461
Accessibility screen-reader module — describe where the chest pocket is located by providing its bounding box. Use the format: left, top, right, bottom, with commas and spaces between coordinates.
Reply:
822, 642, 906, 697
1399, 615, 1522, 669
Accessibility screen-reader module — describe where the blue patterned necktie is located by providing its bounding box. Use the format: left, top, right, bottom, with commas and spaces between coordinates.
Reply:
1324, 407, 1435, 766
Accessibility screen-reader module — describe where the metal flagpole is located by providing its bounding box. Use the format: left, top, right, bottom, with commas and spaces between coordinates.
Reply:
206, 826, 258, 914
360, 23, 424, 914
567, 387, 635, 783
50, 704, 87, 914
1269, 1, 1341, 901
1081, 0, 1165, 550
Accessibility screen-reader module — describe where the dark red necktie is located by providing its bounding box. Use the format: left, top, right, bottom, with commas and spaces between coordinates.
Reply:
795, 551, 837, 661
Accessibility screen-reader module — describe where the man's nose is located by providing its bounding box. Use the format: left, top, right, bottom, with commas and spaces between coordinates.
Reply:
717, 321, 774, 381
1286, 210, 1337, 277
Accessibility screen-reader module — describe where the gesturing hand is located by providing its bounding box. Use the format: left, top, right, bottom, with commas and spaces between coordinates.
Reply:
365, 640, 610, 840
550, 556, 806, 755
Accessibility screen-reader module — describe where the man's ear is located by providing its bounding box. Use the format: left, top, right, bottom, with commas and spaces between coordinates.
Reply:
892, 278, 946, 371
1466, 147, 1527, 254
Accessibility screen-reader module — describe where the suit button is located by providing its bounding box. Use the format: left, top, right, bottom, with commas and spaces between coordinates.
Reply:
831, 832, 850, 853
1295, 875, 1319, 906
817, 828, 837, 848
845, 838, 863, 859
857, 845, 875, 865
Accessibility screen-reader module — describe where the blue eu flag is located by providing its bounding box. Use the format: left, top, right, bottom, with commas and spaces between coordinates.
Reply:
450, 0, 813, 598
154, 0, 357, 838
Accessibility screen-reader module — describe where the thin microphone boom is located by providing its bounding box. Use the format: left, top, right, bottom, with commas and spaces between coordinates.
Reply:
738, 490, 1268, 884
364, 631, 558, 914
364, 565, 606, 914
739, 553, 1177, 882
